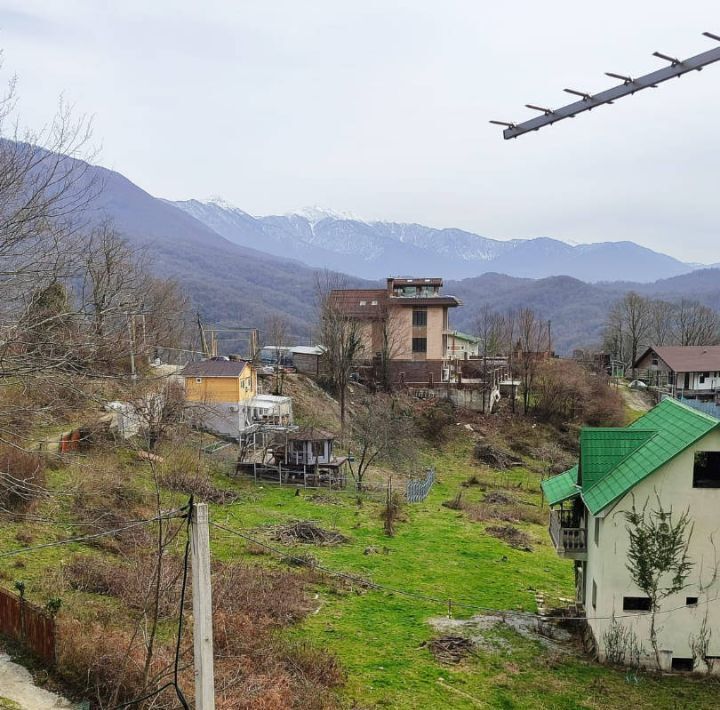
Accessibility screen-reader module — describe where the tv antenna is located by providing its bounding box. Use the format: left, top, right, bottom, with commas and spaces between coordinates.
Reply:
491, 32, 720, 139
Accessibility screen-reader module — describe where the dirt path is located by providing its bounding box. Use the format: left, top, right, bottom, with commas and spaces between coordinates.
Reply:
620, 384, 653, 416
0, 653, 73, 709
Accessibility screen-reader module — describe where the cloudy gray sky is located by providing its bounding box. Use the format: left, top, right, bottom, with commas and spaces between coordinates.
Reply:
1, 1, 719, 262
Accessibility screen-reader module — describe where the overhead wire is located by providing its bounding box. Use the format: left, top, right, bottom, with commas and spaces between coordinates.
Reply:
210, 521, 720, 623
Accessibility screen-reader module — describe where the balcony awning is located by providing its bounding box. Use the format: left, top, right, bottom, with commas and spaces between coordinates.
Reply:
541, 465, 579, 506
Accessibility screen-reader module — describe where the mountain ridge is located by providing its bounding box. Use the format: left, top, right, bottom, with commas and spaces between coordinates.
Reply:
174, 198, 699, 283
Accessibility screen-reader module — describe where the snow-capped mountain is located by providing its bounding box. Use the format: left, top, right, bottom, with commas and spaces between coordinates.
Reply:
172, 198, 699, 283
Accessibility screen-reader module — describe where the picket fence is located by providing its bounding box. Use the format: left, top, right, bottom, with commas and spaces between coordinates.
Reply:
406, 468, 436, 503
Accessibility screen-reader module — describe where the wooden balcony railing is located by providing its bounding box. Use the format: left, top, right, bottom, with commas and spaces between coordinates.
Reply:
549, 509, 587, 555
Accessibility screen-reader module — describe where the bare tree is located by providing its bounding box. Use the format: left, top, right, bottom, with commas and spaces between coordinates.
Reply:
516, 307, 547, 415
265, 314, 289, 395
673, 299, 720, 346
605, 292, 651, 374
648, 300, 676, 347
347, 394, 418, 491
316, 272, 363, 437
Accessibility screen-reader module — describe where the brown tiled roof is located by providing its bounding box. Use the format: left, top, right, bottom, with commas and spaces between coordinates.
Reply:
638, 346, 720, 372
181, 360, 249, 377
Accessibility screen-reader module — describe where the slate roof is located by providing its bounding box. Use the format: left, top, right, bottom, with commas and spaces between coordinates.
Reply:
635, 345, 720, 373
181, 360, 249, 377
541, 398, 720, 515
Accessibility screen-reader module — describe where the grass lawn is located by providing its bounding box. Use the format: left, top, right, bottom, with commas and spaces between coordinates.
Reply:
1, 424, 718, 708
210, 434, 720, 709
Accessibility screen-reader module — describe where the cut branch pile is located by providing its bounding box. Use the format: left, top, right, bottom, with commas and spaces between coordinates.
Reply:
270, 520, 349, 546
485, 525, 533, 552
425, 635, 475, 664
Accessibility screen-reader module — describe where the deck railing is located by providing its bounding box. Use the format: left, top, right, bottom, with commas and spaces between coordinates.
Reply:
549, 509, 587, 554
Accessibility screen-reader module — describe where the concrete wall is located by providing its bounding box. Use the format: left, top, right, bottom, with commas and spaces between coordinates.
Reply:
586, 428, 720, 669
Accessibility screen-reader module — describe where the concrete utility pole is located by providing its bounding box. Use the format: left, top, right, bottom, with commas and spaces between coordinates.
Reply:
191, 502, 215, 709
491, 31, 720, 139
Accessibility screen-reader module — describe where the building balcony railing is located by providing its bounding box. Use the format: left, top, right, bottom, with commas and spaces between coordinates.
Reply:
549, 509, 587, 559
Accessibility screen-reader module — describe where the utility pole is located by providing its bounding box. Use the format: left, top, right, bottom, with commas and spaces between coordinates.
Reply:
127, 313, 137, 382
190, 502, 215, 709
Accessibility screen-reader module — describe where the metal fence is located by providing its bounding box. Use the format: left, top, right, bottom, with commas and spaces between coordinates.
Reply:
406, 468, 436, 503
0, 586, 56, 665
678, 397, 720, 420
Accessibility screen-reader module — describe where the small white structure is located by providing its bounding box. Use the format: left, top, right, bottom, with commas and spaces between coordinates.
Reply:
543, 398, 720, 672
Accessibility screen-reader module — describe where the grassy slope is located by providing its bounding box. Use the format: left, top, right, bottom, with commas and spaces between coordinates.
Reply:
1, 375, 718, 708
210, 433, 719, 709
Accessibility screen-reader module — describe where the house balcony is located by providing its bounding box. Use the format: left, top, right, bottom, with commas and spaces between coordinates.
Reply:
549, 509, 587, 560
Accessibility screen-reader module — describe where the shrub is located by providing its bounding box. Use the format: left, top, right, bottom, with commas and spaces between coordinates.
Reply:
0, 447, 46, 513
414, 400, 455, 445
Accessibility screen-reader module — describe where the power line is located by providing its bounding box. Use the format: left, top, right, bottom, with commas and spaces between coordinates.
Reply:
210, 521, 720, 623
0, 509, 187, 559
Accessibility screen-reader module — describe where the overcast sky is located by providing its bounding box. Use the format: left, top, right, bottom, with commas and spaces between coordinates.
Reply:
1, 1, 719, 262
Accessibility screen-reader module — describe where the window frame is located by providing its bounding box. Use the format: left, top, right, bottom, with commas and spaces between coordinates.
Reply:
411, 337, 427, 354
693, 451, 720, 489
412, 308, 428, 327
622, 596, 651, 612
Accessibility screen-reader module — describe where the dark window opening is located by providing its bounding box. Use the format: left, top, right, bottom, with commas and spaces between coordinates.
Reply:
671, 657, 694, 672
412, 337, 427, 353
594, 518, 600, 546
412, 309, 427, 327
591, 580, 597, 609
312, 441, 324, 458
693, 451, 720, 488
623, 596, 651, 612
652, 357, 659, 366
686, 597, 699, 607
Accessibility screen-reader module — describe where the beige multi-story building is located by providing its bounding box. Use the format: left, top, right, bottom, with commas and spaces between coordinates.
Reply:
330, 277, 461, 385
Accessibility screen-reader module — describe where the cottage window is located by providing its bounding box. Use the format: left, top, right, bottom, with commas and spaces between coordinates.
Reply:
412, 309, 427, 327
359, 300, 367, 306
312, 441, 324, 458
622, 596, 651, 612
671, 658, 694, 672
686, 597, 699, 607
371, 300, 378, 306
412, 337, 427, 353
195, 377, 203, 383
700, 373, 707, 384
693, 451, 720, 488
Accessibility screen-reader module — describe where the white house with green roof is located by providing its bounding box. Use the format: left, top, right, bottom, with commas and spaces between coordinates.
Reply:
542, 397, 720, 672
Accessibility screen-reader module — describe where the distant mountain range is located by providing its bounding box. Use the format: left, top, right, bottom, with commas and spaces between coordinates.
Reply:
174, 199, 702, 283
26, 150, 720, 355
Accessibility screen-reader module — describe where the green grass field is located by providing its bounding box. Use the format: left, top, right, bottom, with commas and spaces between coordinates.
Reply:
2, 429, 719, 708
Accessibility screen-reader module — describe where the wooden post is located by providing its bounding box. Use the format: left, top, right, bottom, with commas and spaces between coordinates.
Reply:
191, 503, 215, 710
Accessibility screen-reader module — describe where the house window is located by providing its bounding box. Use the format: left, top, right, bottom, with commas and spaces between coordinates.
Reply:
412, 309, 427, 327
371, 300, 378, 306
591, 580, 597, 609
652, 357, 659, 366
594, 518, 600, 546
686, 597, 699, 607
671, 658, 694, 672
693, 452, 720, 488
412, 337, 427, 353
700, 372, 707, 384
312, 441, 324, 458
195, 377, 203, 383
359, 300, 367, 306
622, 596, 651, 612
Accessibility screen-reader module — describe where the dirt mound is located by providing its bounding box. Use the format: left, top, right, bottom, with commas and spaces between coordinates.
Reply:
485, 525, 533, 552
482, 491, 517, 506
271, 520, 348, 546
473, 440, 522, 469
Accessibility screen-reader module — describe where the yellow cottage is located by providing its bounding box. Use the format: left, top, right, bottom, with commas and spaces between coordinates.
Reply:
181, 359, 257, 404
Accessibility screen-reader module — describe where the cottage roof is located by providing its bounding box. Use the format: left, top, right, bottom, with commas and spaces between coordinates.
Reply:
181, 360, 249, 378
542, 398, 720, 515
635, 345, 720, 373
286, 427, 335, 441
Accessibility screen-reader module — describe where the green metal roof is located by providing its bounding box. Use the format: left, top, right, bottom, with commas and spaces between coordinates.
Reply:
543, 398, 719, 515
541, 464, 579, 506
578, 428, 656, 491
